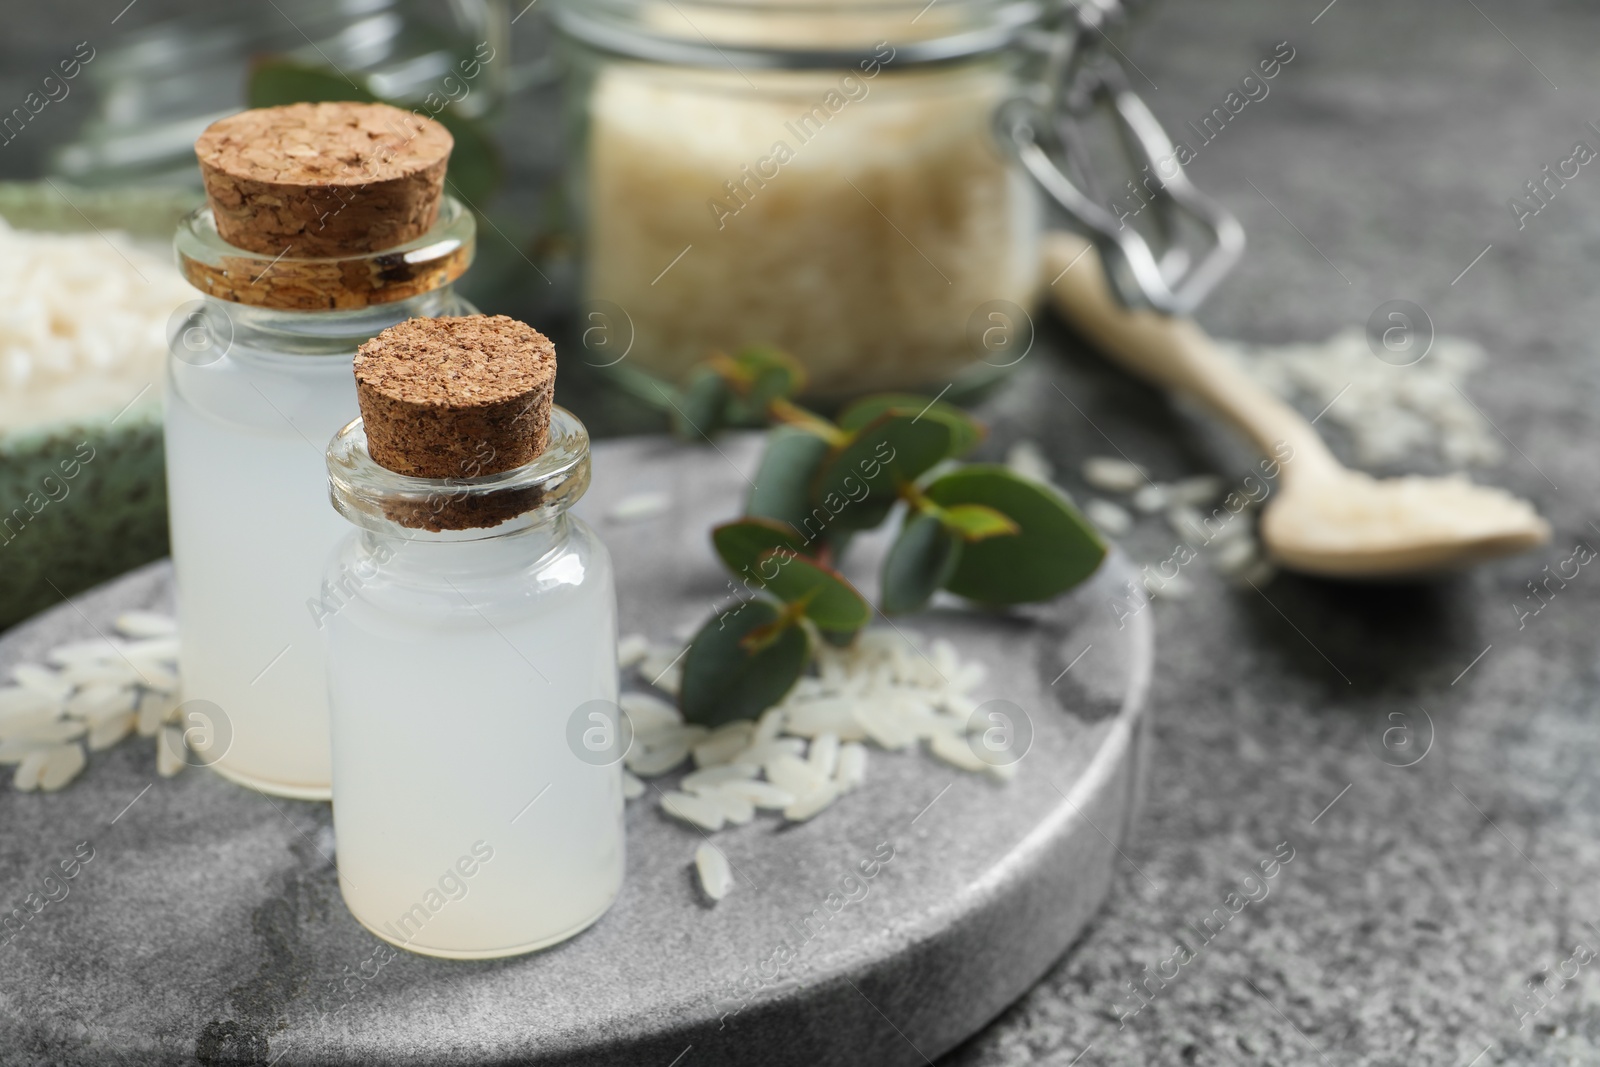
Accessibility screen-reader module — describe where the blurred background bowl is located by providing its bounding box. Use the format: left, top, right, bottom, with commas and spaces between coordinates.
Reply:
0, 180, 198, 629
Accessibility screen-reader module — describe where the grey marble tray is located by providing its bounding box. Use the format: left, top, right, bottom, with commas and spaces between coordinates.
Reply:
0, 435, 1151, 1066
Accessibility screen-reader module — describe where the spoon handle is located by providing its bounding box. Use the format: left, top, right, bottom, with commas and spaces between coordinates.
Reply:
1042, 233, 1340, 480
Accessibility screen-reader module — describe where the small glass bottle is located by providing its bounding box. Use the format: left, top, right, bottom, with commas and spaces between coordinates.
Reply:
164, 102, 472, 799
322, 317, 622, 959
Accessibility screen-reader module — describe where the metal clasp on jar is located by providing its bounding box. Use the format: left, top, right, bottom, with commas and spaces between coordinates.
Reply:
1000, 1, 1244, 315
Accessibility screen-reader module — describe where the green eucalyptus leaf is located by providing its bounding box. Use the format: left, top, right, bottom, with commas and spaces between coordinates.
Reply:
837, 393, 985, 456
881, 513, 963, 615
939, 503, 1021, 542
673, 367, 732, 440
747, 426, 832, 537
733, 347, 805, 408
679, 600, 809, 726
249, 60, 378, 107
756, 551, 871, 633
925, 465, 1106, 604
712, 518, 809, 578
810, 413, 952, 530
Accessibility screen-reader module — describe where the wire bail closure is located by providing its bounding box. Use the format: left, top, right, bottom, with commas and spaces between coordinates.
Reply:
1003, 1, 1244, 315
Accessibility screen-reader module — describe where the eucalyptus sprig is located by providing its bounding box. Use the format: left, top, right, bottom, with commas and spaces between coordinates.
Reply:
671, 349, 1106, 727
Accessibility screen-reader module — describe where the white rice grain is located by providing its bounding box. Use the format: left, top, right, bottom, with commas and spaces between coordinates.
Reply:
45, 638, 126, 666
65, 682, 134, 720
1131, 483, 1169, 514
608, 491, 671, 523
13, 747, 49, 791
136, 691, 177, 738
681, 764, 758, 794
693, 721, 755, 768
1085, 498, 1133, 536
718, 779, 796, 809
113, 611, 178, 638
88, 711, 135, 752
625, 740, 693, 777
707, 789, 756, 825
122, 637, 181, 662
751, 706, 787, 746
661, 791, 725, 831
730, 738, 806, 767
0, 739, 49, 764
157, 727, 186, 778
0, 709, 62, 739
622, 770, 646, 800
783, 698, 866, 740
0, 686, 57, 717
1166, 475, 1224, 507
11, 664, 71, 699
617, 633, 652, 670
807, 732, 840, 778
835, 742, 868, 790
783, 782, 842, 822
39, 743, 86, 791
929, 730, 987, 772
132, 662, 181, 694
1082, 456, 1147, 493
695, 842, 733, 901
619, 692, 681, 734
1006, 440, 1055, 484
765, 753, 827, 797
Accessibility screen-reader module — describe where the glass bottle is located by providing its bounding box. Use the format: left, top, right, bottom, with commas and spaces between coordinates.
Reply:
322, 406, 623, 959
164, 198, 476, 799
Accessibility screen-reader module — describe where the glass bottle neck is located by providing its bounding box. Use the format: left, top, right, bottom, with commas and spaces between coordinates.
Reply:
327, 407, 594, 540
352, 511, 576, 587
205, 286, 472, 362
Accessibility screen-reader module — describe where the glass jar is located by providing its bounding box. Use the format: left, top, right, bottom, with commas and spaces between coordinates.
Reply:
549, 0, 1241, 402
322, 407, 622, 959
163, 198, 476, 800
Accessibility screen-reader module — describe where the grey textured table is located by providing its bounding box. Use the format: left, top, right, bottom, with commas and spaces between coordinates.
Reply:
943, 2, 1600, 1065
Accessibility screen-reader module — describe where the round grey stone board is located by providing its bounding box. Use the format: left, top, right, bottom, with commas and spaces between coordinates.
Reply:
0, 434, 1151, 1066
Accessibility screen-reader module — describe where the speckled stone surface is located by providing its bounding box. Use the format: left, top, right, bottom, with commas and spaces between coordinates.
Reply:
0, 436, 1150, 1065
939, 2, 1600, 1065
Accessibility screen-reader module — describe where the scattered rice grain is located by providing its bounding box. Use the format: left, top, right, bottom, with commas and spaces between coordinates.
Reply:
39, 743, 86, 791
661, 790, 725, 831
694, 842, 733, 901
608, 491, 671, 523
113, 611, 178, 638
783, 782, 842, 822
836, 742, 868, 790
1085, 498, 1133, 536
157, 727, 185, 777
1082, 456, 1147, 493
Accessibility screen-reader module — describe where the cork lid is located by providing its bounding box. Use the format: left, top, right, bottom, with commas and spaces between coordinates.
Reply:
354, 315, 557, 482
195, 101, 453, 258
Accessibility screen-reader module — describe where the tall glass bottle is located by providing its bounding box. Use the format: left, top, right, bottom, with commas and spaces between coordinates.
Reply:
165, 187, 475, 799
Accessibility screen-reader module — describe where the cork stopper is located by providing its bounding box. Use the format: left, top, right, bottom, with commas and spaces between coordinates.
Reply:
356, 312, 556, 481
195, 101, 452, 258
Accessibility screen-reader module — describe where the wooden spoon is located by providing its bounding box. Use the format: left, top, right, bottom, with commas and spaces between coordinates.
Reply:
1041, 232, 1550, 578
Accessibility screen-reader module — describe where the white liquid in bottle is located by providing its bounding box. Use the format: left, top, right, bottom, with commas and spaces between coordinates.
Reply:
326, 529, 622, 957
164, 342, 354, 798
